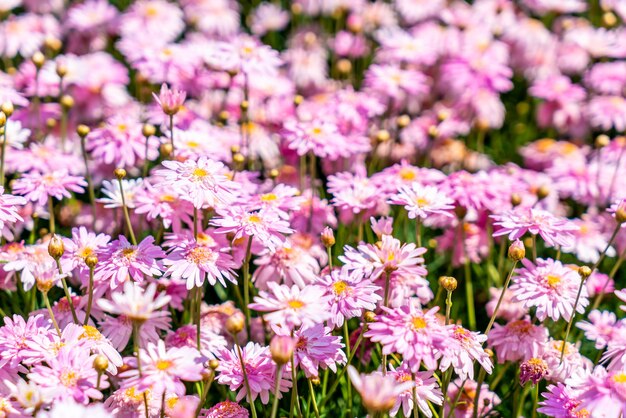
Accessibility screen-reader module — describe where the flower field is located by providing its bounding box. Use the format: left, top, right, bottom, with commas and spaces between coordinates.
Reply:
0, 0, 625, 417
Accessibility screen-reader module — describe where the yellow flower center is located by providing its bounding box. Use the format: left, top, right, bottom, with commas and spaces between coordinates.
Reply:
156, 360, 172, 371
125, 387, 147, 402
60, 371, 78, 387
612, 373, 626, 384
187, 140, 199, 148
167, 397, 178, 409
287, 300, 305, 309
145, 5, 158, 17
311, 127, 323, 135
248, 214, 262, 223
78, 247, 94, 259
80, 325, 102, 341
261, 193, 278, 202
399, 168, 416, 181
415, 197, 429, 207
412, 317, 427, 330
161, 194, 176, 203
546, 274, 561, 288
332, 281, 350, 295
192, 168, 208, 178
386, 252, 395, 262
122, 248, 136, 259
187, 246, 213, 264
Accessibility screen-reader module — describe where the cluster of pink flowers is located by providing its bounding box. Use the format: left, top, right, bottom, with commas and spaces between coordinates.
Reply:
0, 0, 625, 417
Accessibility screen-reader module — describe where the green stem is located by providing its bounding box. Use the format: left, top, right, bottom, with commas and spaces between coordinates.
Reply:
416, 217, 422, 247
560, 279, 585, 363
169, 114, 175, 157
242, 236, 253, 337
84, 265, 95, 325
132, 322, 150, 418
236, 344, 258, 418
531, 235, 537, 262
270, 364, 283, 418
461, 223, 476, 329
80, 136, 97, 230
531, 384, 538, 418
42, 292, 61, 337
485, 260, 518, 335
48, 197, 55, 235
196, 286, 202, 351
343, 321, 352, 413
0, 117, 7, 186
118, 177, 137, 245
445, 289, 453, 325
471, 367, 487, 418
57, 259, 79, 324
307, 379, 321, 418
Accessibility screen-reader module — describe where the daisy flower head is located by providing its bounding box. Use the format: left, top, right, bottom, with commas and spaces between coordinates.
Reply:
387, 362, 443, 418
491, 207, 579, 248
252, 238, 321, 290
97, 281, 171, 324
95, 235, 164, 289
203, 400, 250, 418
157, 157, 239, 209
365, 303, 447, 372
487, 317, 548, 363
249, 283, 332, 330
0, 314, 50, 368
538, 383, 588, 418
212, 206, 293, 252
608, 198, 626, 226
576, 366, 626, 418
61, 226, 110, 277
510, 258, 588, 322
577, 309, 619, 350
0, 187, 26, 239
541, 339, 592, 383
274, 323, 346, 378
602, 326, 626, 372
153, 83, 186, 116
444, 379, 501, 418
388, 183, 454, 220
439, 325, 493, 380
215, 342, 291, 404
347, 366, 414, 414
98, 178, 143, 209
316, 268, 382, 328
12, 170, 86, 206
164, 240, 237, 290
120, 340, 202, 396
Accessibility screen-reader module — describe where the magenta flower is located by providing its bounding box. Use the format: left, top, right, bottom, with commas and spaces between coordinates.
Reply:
61, 226, 110, 278
12, 170, 86, 206
120, 340, 202, 396
153, 83, 186, 116
95, 235, 164, 289
510, 258, 588, 322
365, 303, 447, 372
0, 187, 26, 238
388, 183, 454, 220
28, 347, 108, 404
0, 314, 51, 368
252, 238, 321, 290
492, 207, 579, 248
157, 157, 239, 209
215, 342, 291, 404
538, 383, 587, 418
203, 400, 249, 418
317, 268, 382, 327
249, 283, 331, 330
212, 206, 293, 252
487, 317, 548, 363
275, 324, 346, 378
438, 325, 492, 380
347, 366, 413, 414
444, 379, 501, 418
576, 366, 626, 418
577, 310, 619, 350
163, 240, 237, 290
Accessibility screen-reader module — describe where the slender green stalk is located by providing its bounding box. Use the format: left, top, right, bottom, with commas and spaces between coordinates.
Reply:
196, 286, 202, 351
343, 321, 353, 412
289, 353, 302, 418
270, 364, 284, 418
42, 292, 61, 337
531, 384, 539, 418
383, 271, 392, 308
471, 367, 487, 418
531, 234, 537, 261
79, 136, 97, 230
327, 247, 333, 272
438, 369, 454, 418
0, 116, 8, 186
416, 217, 422, 247
461, 223, 476, 329
485, 261, 518, 335
132, 322, 150, 418
445, 289, 453, 325
160, 391, 165, 418
242, 236, 253, 337
84, 265, 95, 325
308, 379, 321, 418
57, 259, 79, 324
592, 247, 626, 309
236, 344, 257, 418
169, 114, 175, 156
560, 280, 585, 363
412, 373, 420, 418
117, 177, 137, 245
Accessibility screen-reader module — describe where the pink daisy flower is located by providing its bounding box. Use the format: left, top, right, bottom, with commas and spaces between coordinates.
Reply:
99, 313, 170, 352
510, 258, 588, 322
249, 283, 331, 330
439, 325, 493, 380
445, 379, 501, 418
152, 83, 186, 116
587, 95, 626, 132
157, 157, 239, 209
252, 238, 321, 290
0, 187, 26, 239
316, 268, 382, 328
388, 183, 454, 220
97, 282, 171, 325
28, 347, 108, 404
347, 366, 414, 414
541, 339, 592, 383
202, 400, 249, 418
487, 317, 548, 363
0, 314, 51, 368
61, 226, 110, 278
576, 366, 626, 418
602, 326, 626, 372
163, 240, 237, 290
215, 342, 291, 404
12, 170, 86, 206
365, 303, 447, 372
274, 324, 346, 378
485, 287, 527, 322
95, 235, 164, 289
577, 310, 619, 350
491, 207, 579, 248
212, 206, 293, 252
120, 340, 202, 396
387, 362, 443, 418
538, 383, 588, 418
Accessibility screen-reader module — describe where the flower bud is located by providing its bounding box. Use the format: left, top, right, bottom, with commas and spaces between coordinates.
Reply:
230, 145, 240, 154
32, 51, 45, 69
336, 59, 352, 74
225, 312, 245, 335
233, 153, 245, 165
375, 130, 390, 143
454, 205, 467, 219
240, 100, 249, 112
595, 134, 610, 148
310, 377, 321, 385
56, 62, 68, 78
364, 311, 376, 322
85, 255, 98, 268
76, 124, 90, 138
93, 355, 109, 373
510, 193, 522, 207
114, 168, 126, 180
208, 359, 219, 370
615, 204, 626, 224
396, 115, 410, 129
269, 168, 279, 179
535, 185, 550, 201
294, 95, 303, 107
270, 335, 296, 365
48, 235, 65, 260
439, 276, 457, 292
519, 358, 548, 385
0, 112, 5, 127
321, 227, 335, 248
142, 124, 156, 137
578, 266, 592, 280
60, 95, 74, 109
1, 102, 14, 117
45, 118, 56, 129
160, 143, 173, 157
508, 239, 525, 261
